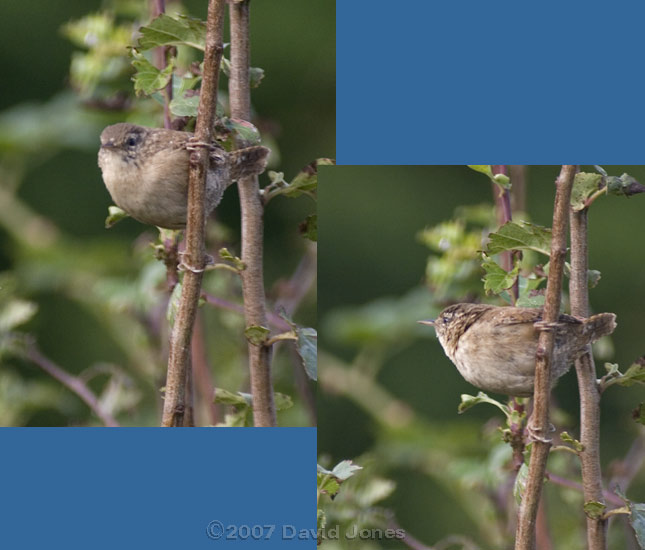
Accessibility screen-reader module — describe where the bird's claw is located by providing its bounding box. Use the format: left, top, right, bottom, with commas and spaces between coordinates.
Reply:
526, 421, 555, 444
178, 252, 214, 273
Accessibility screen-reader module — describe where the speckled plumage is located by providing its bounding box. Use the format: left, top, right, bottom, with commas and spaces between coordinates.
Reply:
98, 123, 270, 229
423, 303, 616, 396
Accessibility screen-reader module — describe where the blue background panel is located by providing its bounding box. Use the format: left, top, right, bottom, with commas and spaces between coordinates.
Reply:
337, 1, 645, 164
0, 428, 316, 549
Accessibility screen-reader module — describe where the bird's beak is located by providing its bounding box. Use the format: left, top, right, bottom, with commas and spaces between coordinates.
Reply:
418, 319, 435, 326
101, 140, 116, 149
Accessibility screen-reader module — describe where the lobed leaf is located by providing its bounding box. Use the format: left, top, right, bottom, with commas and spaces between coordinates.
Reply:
486, 221, 551, 256
481, 256, 519, 295
571, 172, 603, 211
131, 53, 174, 96
137, 14, 206, 51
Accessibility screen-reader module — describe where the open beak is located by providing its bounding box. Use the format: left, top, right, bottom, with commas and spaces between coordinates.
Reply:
417, 319, 435, 326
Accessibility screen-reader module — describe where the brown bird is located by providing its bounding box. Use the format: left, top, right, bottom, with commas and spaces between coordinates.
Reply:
420, 303, 616, 397
98, 123, 270, 229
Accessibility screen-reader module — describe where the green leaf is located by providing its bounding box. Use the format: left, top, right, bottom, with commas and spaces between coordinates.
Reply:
169, 93, 199, 117
296, 327, 317, 380
274, 392, 294, 411
278, 312, 317, 380
318, 460, 363, 483
214, 387, 252, 407
219, 248, 245, 271
515, 277, 546, 307
216, 117, 262, 147
583, 501, 607, 520
220, 57, 265, 88
318, 475, 340, 498
131, 53, 174, 96
454, 203, 496, 227
299, 214, 317, 242
244, 325, 270, 345
604, 362, 620, 376
468, 165, 494, 178
0, 300, 37, 333
137, 14, 206, 51
481, 256, 520, 295
571, 173, 603, 211
165, 281, 182, 325
606, 173, 645, 197
468, 165, 511, 189
601, 361, 645, 391
458, 392, 511, 418
613, 485, 645, 545
249, 66, 265, 88
630, 502, 645, 548
587, 269, 601, 288
486, 221, 552, 256
621, 363, 645, 386
514, 463, 529, 505
218, 409, 249, 427
560, 431, 584, 452
105, 205, 129, 228
265, 159, 330, 202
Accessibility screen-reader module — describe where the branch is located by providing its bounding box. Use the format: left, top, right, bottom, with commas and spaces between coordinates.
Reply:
570, 200, 607, 549
515, 165, 576, 550
26, 346, 119, 427
229, 0, 276, 426
161, 0, 225, 427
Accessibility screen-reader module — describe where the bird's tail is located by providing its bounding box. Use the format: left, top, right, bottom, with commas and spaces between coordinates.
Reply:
585, 313, 617, 342
228, 146, 270, 182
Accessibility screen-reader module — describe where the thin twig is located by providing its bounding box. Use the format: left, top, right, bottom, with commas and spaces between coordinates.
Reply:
570, 204, 607, 549
201, 291, 290, 331
509, 165, 527, 213
608, 432, 645, 493
229, 0, 276, 426
491, 165, 518, 303
547, 472, 624, 507
515, 165, 576, 550
152, 0, 173, 129
161, 0, 225, 427
26, 346, 120, 427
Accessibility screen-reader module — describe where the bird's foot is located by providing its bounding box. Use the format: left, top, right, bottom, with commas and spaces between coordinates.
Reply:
526, 420, 555, 444
178, 252, 215, 274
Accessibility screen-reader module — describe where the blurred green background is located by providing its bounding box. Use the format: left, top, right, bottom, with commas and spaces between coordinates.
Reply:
318, 166, 645, 549
0, 0, 333, 426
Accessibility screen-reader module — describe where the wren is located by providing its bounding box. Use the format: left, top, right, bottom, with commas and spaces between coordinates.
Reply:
98, 123, 270, 229
420, 303, 616, 396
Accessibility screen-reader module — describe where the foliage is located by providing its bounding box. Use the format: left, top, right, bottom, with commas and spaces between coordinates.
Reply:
318, 166, 645, 548
0, 0, 323, 427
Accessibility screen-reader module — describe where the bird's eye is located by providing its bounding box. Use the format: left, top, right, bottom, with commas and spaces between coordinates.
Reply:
126, 136, 137, 147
